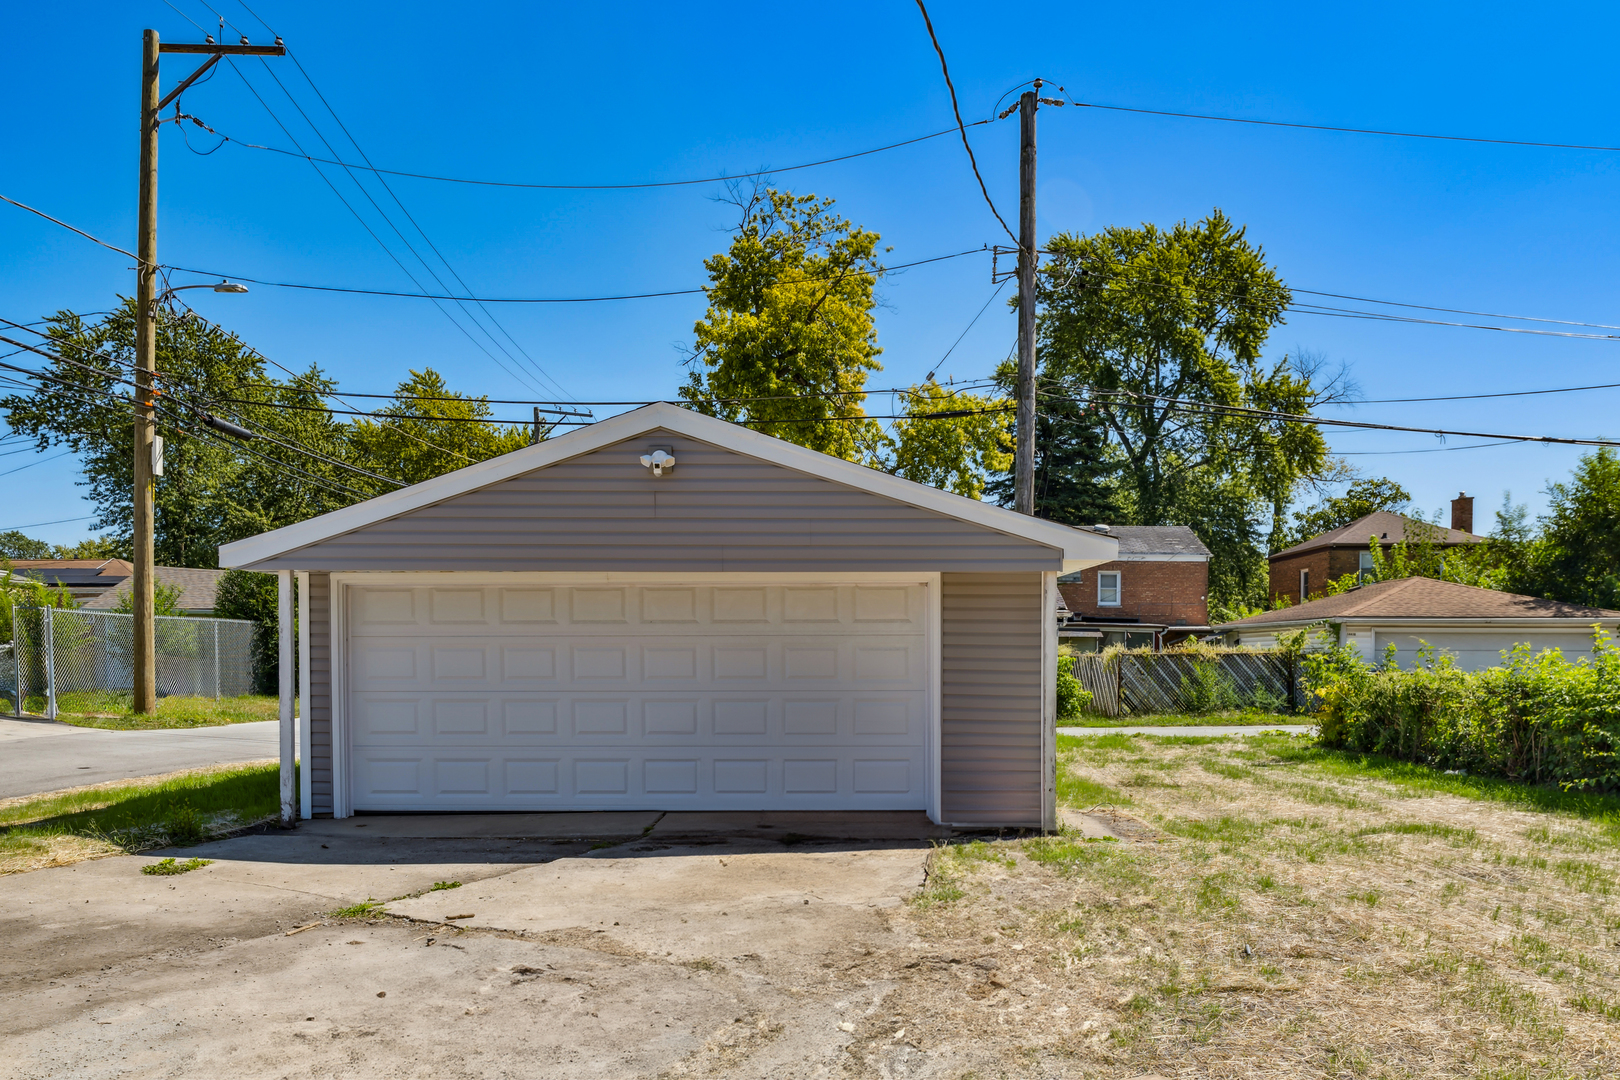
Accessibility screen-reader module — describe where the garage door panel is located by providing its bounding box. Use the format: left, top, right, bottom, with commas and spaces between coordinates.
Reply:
350, 746, 929, 809
347, 581, 930, 811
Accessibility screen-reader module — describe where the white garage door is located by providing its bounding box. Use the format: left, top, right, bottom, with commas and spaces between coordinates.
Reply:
343, 581, 932, 811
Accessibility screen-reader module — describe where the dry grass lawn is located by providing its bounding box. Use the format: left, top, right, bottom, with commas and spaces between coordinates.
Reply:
874, 732, 1620, 1079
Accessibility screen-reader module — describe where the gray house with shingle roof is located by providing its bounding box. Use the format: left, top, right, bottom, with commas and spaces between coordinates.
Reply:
1215, 577, 1620, 670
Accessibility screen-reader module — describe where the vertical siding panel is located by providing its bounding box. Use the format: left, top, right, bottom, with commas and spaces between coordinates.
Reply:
307, 572, 333, 816
940, 572, 1045, 827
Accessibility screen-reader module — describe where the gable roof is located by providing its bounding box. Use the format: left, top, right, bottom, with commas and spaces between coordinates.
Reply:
81, 566, 228, 613
1273, 511, 1483, 558
1088, 525, 1211, 558
220, 402, 1118, 572
1215, 576, 1620, 629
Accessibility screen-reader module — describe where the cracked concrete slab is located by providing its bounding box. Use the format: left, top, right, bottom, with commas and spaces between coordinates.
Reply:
385, 842, 929, 962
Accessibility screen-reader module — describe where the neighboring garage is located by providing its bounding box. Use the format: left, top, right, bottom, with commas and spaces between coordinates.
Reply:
221, 403, 1117, 828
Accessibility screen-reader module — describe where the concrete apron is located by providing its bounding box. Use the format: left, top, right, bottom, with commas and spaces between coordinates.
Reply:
304, 809, 955, 842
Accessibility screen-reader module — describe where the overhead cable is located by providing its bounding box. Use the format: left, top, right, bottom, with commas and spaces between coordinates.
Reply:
1069, 97, 1620, 155
1050, 388, 1620, 448
912, 1, 1020, 248
165, 247, 987, 303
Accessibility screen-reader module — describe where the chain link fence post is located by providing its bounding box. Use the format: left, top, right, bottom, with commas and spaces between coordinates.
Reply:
43, 604, 57, 719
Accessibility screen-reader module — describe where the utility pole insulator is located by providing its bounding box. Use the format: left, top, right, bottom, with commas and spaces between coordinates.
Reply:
1013, 87, 1039, 516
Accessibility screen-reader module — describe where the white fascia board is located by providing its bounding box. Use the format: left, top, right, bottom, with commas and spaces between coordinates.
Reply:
221, 402, 1120, 569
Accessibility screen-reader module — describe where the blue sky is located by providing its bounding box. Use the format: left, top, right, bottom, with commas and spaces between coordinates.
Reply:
4, 1, 1619, 547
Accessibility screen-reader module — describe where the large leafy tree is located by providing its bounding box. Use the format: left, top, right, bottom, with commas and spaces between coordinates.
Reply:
1515, 448, 1620, 608
2, 304, 527, 569
1, 301, 361, 568
0, 532, 54, 560
1036, 210, 1344, 609
348, 368, 530, 485
681, 187, 886, 462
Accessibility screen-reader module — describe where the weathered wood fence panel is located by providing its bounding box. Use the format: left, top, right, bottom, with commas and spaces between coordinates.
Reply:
1070, 650, 1295, 718
1071, 654, 1120, 717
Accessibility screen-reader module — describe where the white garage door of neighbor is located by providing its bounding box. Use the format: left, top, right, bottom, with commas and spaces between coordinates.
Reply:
344, 581, 932, 812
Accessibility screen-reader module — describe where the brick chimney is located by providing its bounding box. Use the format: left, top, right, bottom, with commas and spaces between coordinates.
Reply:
1450, 492, 1474, 535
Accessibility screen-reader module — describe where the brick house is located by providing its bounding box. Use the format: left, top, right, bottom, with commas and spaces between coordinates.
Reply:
1057, 525, 1212, 650
1268, 494, 1484, 605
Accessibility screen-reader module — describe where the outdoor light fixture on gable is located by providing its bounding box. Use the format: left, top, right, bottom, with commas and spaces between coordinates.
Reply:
639, 449, 675, 477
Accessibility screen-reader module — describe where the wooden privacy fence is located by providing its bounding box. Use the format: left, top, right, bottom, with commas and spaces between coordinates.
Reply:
1069, 650, 1296, 718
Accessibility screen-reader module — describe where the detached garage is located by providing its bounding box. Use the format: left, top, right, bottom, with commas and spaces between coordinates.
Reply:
221, 403, 1116, 828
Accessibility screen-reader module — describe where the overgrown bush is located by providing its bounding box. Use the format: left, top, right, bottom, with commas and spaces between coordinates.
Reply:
1056, 656, 1092, 721
1305, 629, 1620, 789
1180, 659, 1244, 714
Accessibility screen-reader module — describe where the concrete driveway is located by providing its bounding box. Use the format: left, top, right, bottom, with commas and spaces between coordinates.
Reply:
0, 812, 937, 1079
0, 717, 278, 799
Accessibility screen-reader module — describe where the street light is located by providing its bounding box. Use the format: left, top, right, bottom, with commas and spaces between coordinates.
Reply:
160, 281, 249, 298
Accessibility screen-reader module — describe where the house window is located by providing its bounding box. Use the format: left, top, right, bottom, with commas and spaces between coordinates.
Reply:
1358, 551, 1373, 581
1098, 571, 1121, 606
1299, 568, 1310, 599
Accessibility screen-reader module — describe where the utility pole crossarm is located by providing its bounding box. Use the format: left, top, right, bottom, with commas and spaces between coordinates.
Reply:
157, 42, 287, 55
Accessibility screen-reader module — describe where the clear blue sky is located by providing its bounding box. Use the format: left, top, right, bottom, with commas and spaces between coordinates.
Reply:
4, 0, 1619, 547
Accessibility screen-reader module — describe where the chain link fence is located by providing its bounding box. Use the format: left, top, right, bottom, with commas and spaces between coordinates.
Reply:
8, 606, 255, 718
0, 643, 16, 717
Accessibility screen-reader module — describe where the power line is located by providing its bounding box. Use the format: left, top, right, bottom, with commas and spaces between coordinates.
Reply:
1049, 387, 1620, 448
279, 47, 572, 400
182, 112, 992, 191
1337, 440, 1522, 456
218, 58, 555, 399
0, 515, 95, 531
242, 55, 566, 400
1351, 380, 1620, 404
1068, 97, 1620, 155
0, 193, 136, 260
0, 450, 73, 478
912, 1, 1019, 248
165, 247, 987, 303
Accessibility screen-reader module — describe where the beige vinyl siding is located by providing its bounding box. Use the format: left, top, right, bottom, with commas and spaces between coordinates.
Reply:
244, 432, 1062, 574
307, 572, 334, 816
940, 572, 1044, 827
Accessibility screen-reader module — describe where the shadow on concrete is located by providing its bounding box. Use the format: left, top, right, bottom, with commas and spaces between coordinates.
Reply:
169, 810, 969, 867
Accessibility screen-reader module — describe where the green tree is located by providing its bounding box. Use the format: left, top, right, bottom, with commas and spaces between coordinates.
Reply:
1, 301, 363, 568
885, 380, 1011, 499
1036, 211, 1345, 610
53, 536, 127, 560
1278, 476, 1411, 552
1517, 448, 1620, 608
213, 568, 283, 694
111, 580, 185, 617
680, 188, 886, 462
348, 368, 531, 485
985, 371, 1121, 525
0, 532, 54, 560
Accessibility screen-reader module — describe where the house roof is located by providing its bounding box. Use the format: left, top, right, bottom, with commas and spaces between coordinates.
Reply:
1079, 525, 1211, 558
1215, 576, 1620, 629
220, 402, 1119, 572
81, 566, 229, 612
4, 559, 132, 596
1272, 511, 1483, 558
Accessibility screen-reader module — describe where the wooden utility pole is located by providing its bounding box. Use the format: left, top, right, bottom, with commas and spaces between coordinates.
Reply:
132, 31, 285, 715
133, 30, 161, 714
1013, 83, 1040, 516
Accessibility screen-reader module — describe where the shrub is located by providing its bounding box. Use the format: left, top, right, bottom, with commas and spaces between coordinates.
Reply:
1056, 656, 1092, 721
1304, 628, 1620, 788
